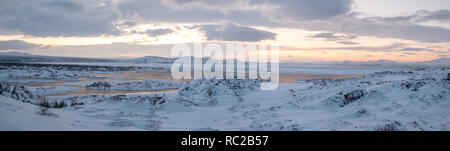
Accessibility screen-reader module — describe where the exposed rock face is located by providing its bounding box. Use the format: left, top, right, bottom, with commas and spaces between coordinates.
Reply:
59, 94, 168, 107
86, 81, 111, 89
177, 78, 262, 106
400, 80, 426, 91
343, 90, 366, 105
86, 80, 182, 91
324, 90, 367, 107
0, 82, 37, 103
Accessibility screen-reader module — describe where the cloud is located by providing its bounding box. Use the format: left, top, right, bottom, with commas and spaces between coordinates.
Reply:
316, 43, 448, 53
308, 32, 356, 41
0, 0, 121, 37
118, 0, 277, 27
403, 52, 416, 55
308, 32, 360, 45
369, 9, 450, 23
0, 40, 39, 50
118, 0, 450, 43
438, 54, 448, 58
254, 0, 353, 21
296, 15, 450, 43
283, 43, 447, 53
145, 28, 174, 36
45, 0, 84, 13
0, 0, 448, 44
195, 22, 276, 42
338, 41, 360, 45
118, 0, 353, 26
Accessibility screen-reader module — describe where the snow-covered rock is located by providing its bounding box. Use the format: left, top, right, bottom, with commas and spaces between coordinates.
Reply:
177, 78, 262, 106
0, 82, 39, 103
86, 80, 183, 91
25, 86, 78, 96
1, 68, 450, 131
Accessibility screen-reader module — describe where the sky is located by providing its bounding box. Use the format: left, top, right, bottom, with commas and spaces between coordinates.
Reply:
0, 0, 449, 62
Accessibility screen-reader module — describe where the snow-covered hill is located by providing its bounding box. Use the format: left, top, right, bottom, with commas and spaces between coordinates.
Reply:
86, 80, 183, 91
0, 52, 114, 63
124, 56, 177, 64
1, 68, 449, 130
158, 68, 450, 130
413, 58, 450, 67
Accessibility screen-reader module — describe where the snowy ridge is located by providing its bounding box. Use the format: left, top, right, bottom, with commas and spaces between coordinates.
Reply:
1, 68, 449, 130
177, 78, 262, 106
86, 80, 183, 91
25, 86, 78, 96
124, 56, 177, 64
0, 82, 40, 104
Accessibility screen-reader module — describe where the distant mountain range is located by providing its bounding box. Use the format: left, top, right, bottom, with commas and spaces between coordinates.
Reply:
0, 52, 448, 67
0, 52, 114, 63
333, 59, 399, 66
121, 56, 177, 64
331, 58, 450, 67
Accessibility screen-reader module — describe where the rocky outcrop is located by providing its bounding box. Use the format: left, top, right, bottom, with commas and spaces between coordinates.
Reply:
86, 81, 112, 89
343, 90, 366, 105
86, 80, 182, 91
177, 78, 262, 106
0, 82, 38, 103
324, 90, 367, 107
400, 80, 426, 91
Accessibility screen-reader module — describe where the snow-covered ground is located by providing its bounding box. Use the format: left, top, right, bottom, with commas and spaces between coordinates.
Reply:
86, 80, 183, 91
278, 64, 408, 74
0, 63, 165, 81
1, 68, 449, 130
25, 86, 78, 96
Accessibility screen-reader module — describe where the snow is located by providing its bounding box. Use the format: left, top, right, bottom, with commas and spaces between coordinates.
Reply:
86, 80, 183, 91
158, 68, 450, 130
0, 63, 164, 81
26, 86, 78, 95
124, 56, 177, 64
278, 63, 408, 74
1, 68, 449, 131
0, 95, 116, 130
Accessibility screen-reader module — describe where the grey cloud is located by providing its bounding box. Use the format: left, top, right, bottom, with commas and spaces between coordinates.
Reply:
120, 0, 450, 43
319, 43, 406, 52
255, 0, 353, 21
403, 52, 416, 55
297, 15, 450, 43
312, 43, 447, 53
145, 28, 174, 36
0, 40, 39, 50
120, 21, 138, 27
118, 0, 277, 27
416, 9, 450, 22
369, 9, 450, 23
338, 41, 359, 45
163, 0, 353, 21
309, 32, 356, 41
400, 47, 427, 51
0, 0, 448, 44
45, 0, 84, 13
118, 0, 353, 26
196, 22, 276, 42
0, 0, 121, 37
